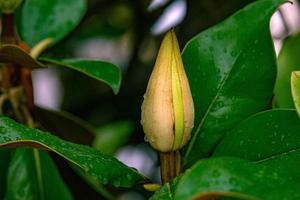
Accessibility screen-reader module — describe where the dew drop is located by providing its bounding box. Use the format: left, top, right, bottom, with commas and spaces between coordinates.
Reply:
150, 136, 155, 143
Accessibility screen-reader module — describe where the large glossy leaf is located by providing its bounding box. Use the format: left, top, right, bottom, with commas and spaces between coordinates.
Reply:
39, 57, 122, 94
174, 150, 300, 200
16, 0, 87, 47
213, 109, 300, 160
291, 71, 300, 117
182, 0, 284, 165
0, 149, 11, 199
35, 106, 94, 145
0, 117, 145, 188
5, 149, 72, 200
274, 32, 300, 108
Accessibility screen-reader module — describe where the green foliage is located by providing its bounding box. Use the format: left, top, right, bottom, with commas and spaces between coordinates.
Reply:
16, 0, 87, 47
39, 58, 122, 94
175, 151, 300, 199
213, 109, 300, 160
5, 149, 72, 200
1, 0, 300, 199
0, 117, 145, 188
182, 0, 283, 165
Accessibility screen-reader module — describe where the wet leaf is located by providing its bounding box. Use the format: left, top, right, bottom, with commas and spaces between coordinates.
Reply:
182, 0, 284, 165
213, 109, 300, 160
0, 117, 145, 188
174, 151, 300, 200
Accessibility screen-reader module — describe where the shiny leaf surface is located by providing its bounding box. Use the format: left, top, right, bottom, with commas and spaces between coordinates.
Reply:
39, 57, 122, 94
4, 149, 72, 200
16, 0, 86, 47
213, 109, 300, 160
174, 151, 300, 200
0, 117, 145, 188
182, 0, 284, 165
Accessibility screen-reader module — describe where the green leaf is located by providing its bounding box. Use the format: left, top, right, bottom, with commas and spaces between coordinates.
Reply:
182, 0, 284, 165
93, 121, 134, 155
4, 149, 72, 200
150, 178, 179, 200
16, 0, 87, 47
275, 33, 300, 108
0, 149, 11, 199
39, 57, 122, 94
174, 150, 300, 200
0, 45, 45, 68
291, 71, 300, 117
0, 117, 145, 188
213, 109, 300, 160
35, 106, 94, 145
150, 183, 173, 200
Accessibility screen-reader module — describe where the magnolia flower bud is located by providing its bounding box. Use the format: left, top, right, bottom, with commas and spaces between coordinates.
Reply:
0, 0, 23, 13
141, 30, 194, 152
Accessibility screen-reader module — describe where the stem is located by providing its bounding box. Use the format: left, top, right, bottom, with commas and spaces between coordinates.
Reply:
160, 151, 181, 184
1, 13, 17, 42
